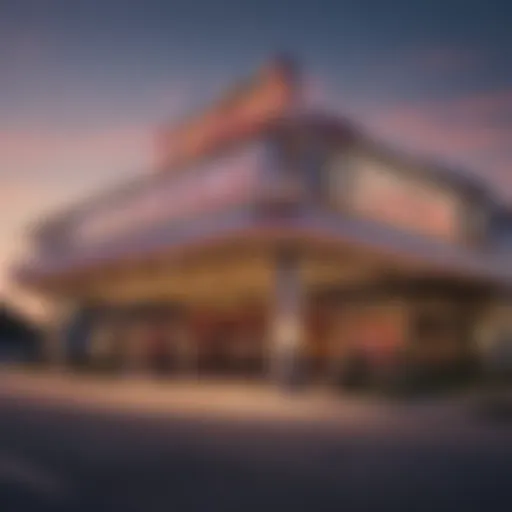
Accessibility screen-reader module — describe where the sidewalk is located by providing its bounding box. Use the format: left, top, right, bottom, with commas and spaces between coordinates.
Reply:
0, 366, 506, 433
0, 367, 379, 423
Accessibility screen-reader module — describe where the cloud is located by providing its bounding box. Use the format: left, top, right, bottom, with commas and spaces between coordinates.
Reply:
412, 46, 482, 73
432, 91, 512, 132
366, 106, 511, 155
402, 90, 512, 124
0, 124, 153, 184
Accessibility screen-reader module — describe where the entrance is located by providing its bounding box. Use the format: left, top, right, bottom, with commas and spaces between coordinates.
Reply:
193, 306, 267, 378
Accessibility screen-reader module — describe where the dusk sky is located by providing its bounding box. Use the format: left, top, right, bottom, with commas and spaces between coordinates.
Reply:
1, 0, 511, 313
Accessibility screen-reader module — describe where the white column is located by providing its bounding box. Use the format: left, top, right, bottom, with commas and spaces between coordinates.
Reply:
45, 299, 78, 369
268, 249, 306, 389
44, 325, 66, 369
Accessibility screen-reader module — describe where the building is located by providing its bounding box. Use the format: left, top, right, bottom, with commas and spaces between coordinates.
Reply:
13, 57, 512, 390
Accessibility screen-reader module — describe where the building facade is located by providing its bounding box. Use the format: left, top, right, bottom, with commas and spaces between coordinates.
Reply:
14, 57, 512, 390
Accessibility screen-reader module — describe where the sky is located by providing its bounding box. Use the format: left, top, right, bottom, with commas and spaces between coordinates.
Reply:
1, 0, 511, 316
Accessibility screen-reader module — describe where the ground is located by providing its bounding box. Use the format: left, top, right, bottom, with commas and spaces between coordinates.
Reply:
0, 370, 511, 511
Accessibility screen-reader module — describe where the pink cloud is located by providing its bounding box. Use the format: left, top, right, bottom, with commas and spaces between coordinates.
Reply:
367, 107, 511, 154
0, 83, 190, 181
442, 90, 512, 119
414, 46, 481, 73
402, 90, 512, 123
0, 124, 154, 187
346, 90, 511, 200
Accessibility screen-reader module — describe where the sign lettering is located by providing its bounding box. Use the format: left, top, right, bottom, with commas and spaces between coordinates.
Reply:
347, 156, 461, 242
157, 59, 297, 170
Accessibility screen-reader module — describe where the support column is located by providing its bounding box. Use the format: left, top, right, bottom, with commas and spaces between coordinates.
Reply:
45, 300, 79, 370
45, 324, 67, 369
268, 249, 306, 390
477, 298, 512, 384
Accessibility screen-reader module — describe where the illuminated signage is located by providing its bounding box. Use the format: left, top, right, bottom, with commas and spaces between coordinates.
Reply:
341, 302, 407, 357
73, 144, 264, 247
340, 155, 461, 242
157, 58, 298, 170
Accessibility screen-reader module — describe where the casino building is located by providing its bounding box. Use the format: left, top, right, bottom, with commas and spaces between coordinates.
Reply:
14, 57, 512, 390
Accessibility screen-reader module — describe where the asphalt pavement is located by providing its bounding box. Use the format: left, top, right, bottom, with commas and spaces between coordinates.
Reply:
0, 374, 511, 512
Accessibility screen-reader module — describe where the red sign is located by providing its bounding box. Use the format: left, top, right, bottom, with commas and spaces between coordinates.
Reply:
156, 58, 299, 171
350, 157, 461, 242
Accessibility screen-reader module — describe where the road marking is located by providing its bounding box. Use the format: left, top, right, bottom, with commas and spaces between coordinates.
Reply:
0, 452, 69, 499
